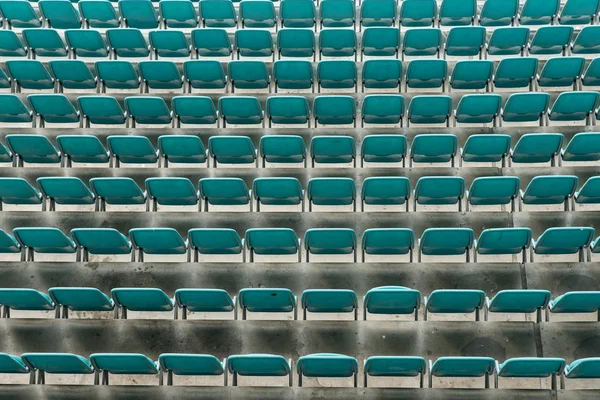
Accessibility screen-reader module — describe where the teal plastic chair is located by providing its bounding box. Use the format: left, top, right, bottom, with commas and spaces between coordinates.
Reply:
493, 58, 537, 90
0, 353, 30, 379
461, 134, 512, 166
320, 0, 355, 28
467, 176, 520, 211
319, 28, 357, 60
520, 0, 560, 25
158, 135, 208, 166
119, 0, 159, 29
265, 96, 310, 127
229, 60, 271, 92
89, 178, 147, 210
475, 228, 532, 263
0, 94, 33, 126
572, 26, 600, 54
48, 60, 96, 91
559, 0, 600, 24
575, 176, 600, 207
106, 28, 150, 59
252, 177, 304, 211
486, 27, 530, 56
90, 353, 159, 384
549, 91, 600, 123
198, 178, 251, 211
21, 353, 93, 383
0, 229, 21, 256
106, 135, 159, 166
159, 0, 199, 28
361, 95, 404, 126
531, 227, 595, 262
145, 178, 199, 211
565, 358, 600, 382
0, 142, 12, 165
548, 292, 600, 320
5, 134, 61, 166
362, 59, 402, 90
582, 58, 600, 87
159, 354, 226, 385
112, 288, 174, 318
486, 290, 551, 323
479, 0, 518, 26
259, 135, 306, 166
361, 229, 415, 262
36, 177, 96, 210
27, 94, 79, 126
5, 60, 54, 91
444, 26, 485, 58
65, 29, 109, 59
361, 0, 397, 27
200, 0, 237, 28
414, 176, 465, 211
183, 60, 227, 91
304, 228, 357, 262
429, 357, 495, 388
439, 0, 475, 26
364, 356, 426, 388
234, 29, 273, 59
361, 177, 411, 212
139, 60, 184, 89
129, 228, 188, 260
297, 354, 359, 387
520, 175, 578, 211
174, 288, 236, 319
228, 355, 292, 387
0, 30, 28, 58
405, 59, 447, 90
400, 0, 436, 27
450, 60, 493, 90
39, 0, 81, 29
402, 28, 443, 58
301, 289, 359, 320
363, 286, 420, 319
13, 227, 78, 262
502, 93, 550, 124
280, 0, 316, 28
317, 60, 357, 91
79, 0, 120, 29
410, 134, 458, 166
425, 290, 486, 321
454, 94, 502, 126
419, 228, 474, 262
95, 60, 140, 91
510, 133, 564, 165
208, 136, 257, 166
245, 228, 301, 261
529, 26, 573, 55
361, 27, 400, 59
188, 228, 244, 261
239, 0, 275, 28
0, 66, 11, 90
310, 135, 356, 166
277, 28, 316, 59
172, 96, 217, 127
124, 96, 172, 126
0, 178, 43, 210
407, 95, 452, 126
538, 57, 585, 89
71, 228, 132, 260
0, 1, 42, 29
313, 96, 356, 127
306, 177, 356, 211
361, 134, 408, 166
238, 288, 297, 320
191, 28, 233, 58
218, 96, 263, 127
0, 288, 55, 315
77, 97, 126, 127
272, 60, 313, 91
22, 28, 68, 58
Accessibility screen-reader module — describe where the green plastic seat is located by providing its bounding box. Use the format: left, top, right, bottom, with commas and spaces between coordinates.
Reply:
319, 28, 357, 59
400, 0, 436, 27
21, 353, 93, 375
77, 97, 126, 126
0, 1, 42, 28
502, 92, 550, 123
158, 135, 208, 165
0, 143, 12, 164
410, 134, 458, 165
533, 227, 594, 257
521, 175, 578, 207
363, 286, 420, 318
90, 354, 159, 376
362, 59, 402, 90
361, 229, 414, 262
228, 355, 291, 384
277, 28, 315, 59
188, 228, 243, 258
565, 359, 600, 379
439, 0, 475, 26
361, 134, 408, 165
0, 354, 28, 374
0, 94, 32, 124
405, 59, 447, 90
361, 95, 404, 126
124, 96, 172, 126
520, 0, 559, 25
119, 0, 159, 29
429, 357, 495, 387
364, 356, 426, 387
129, 228, 187, 255
229, 60, 270, 91
301, 289, 358, 319
572, 26, 600, 56
454, 94, 502, 125
39, 0, 81, 29
486, 27, 530, 56
0, 30, 28, 58
5, 134, 61, 164
559, 0, 600, 25
218, 97, 263, 126
0, 289, 55, 312
461, 134, 512, 164
467, 176, 519, 210
310, 135, 356, 165
235, 29, 273, 59
361, 0, 397, 27
419, 228, 474, 260
312, 96, 356, 126
511, 133, 563, 164
106, 28, 149, 58
0, 230, 21, 254
414, 176, 464, 210
493, 58, 537, 90
13, 227, 77, 256
304, 228, 357, 261
71, 228, 132, 256
159, 0, 199, 28
549, 292, 600, 314
444, 26, 486, 57
107, 135, 159, 164
306, 177, 356, 209
450, 60, 493, 90
265, 96, 310, 126
479, 0, 518, 26
28, 94, 79, 125
259, 135, 306, 165
36, 177, 95, 207
49, 287, 115, 312
575, 176, 600, 204
200, 0, 237, 28
407, 95, 452, 125
112, 288, 173, 313
138, 61, 183, 91
252, 178, 304, 209
272, 60, 313, 91
191, 28, 232, 58
549, 91, 599, 122
149, 31, 191, 59
183, 61, 226, 91
65, 29, 109, 58
280, 0, 316, 28
582, 58, 600, 87
198, 178, 251, 208
538, 57, 585, 89
238, 288, 296, 318
79, 0, 120, 29
0, 66, 11, 90
22, 28, 67, 58
172, 96, 217, 127
426, 290, 485, 319
48, 60, 96, 91
95, 60, 140, 90
529, 26, 573, 55
0, 178, 43, 207
297, 354, 359, 385
145, 178, 198, 208
361, 27, 400, 58
89, 178, 147, 206
159, 354, 225, 380
361, 177, 411, 210
320, 0, 355, 28
240, 0, 275, 28
208, 136, 257, 165
174, 288, 235, 314
317, 60, 356, 90
487, 289, 551, 315
5, 60, 54, 91
475, 228, 532, 259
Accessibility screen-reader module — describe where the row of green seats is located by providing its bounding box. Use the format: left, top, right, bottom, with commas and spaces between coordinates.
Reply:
0, 352, 597, 389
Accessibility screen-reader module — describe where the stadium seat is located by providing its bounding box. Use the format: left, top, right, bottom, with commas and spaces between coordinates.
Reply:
450, 60, 493, 90
259, 135, 307, 166
402, 28, 442, 58
574, 177, 600, 207
361, 0, 397, 27
0, 354, 30, 378
36, 177, 96, 210
280, 0, 316, 29
0, 94, 33, 125
413, 176, 465, 210
77, 97, 127, 127
265, 96, 310, 126
467, 176, 520, 211
145, 178, 199, 211
486, 27, 530, 57
425, 290, 486, 321
183, 61, 227, 92
197, 178, 251, 210
562, 132, 600, 161
21, 353, 94, 384
548, 91, 599, 124
361, 95, 404, 126
360, 177, 411, 211
0, 289, 55, 318
89, 353, 159, 384
406, 96, 452, 126
159, 354, 226, 385
78, 0, 120, 29
304, 228, 357, 262
5, 134, 61, 165
48, 60, 97, 91
454, 94, 502, 125
444, 27, 486, 58
218, 96, 264, 127
272, 60, 314, 92
0, 30, 28, 58
208, 136, 257, 166
360, 134, 408, 166
138, 61, 183, 91
229, 60, 271, 92
0, 178, 43, 210
364, 356, 427, 388
363, 286, 420, 321
89, 178, 147, 210
47, 287, 112, 314
475, 228, 532, 262
538, 57, 585, 89
124, 96, 172, 126
245, 228, 301, 261
159, 0, 199, 29
493, 58, 538, 90
70, 228, 132, 261
306, 177, 356, 211
486, 290, 551, 322
317, 60, 356, 91
312, 96, 356, 127
362, 59, 402, 90
528, 26, 574, 55
571, 26, 600, 55
64, 29, 109, 59
0, 143, 13, 165
564, 358, 600, 383
399, 0, 436, 27
228, 355, 291, 386
418, 228, 474, 262
519, 0, 560, 25
158, 135, 208, 166
28, 94, 80, 126
13, 227, 78, 262
149, 31, 191, 59
234, 29, 274, 59
297, 354, 359, 387
520, 175, 578, 211
361, 229, 415, 262
300, 289, 358, 320
0, 1, 42, 29
429, 357, 495, 388
559, 0, 600, 25
581, 58, 600, 87
479, 0, 518, 26
361, 27, 400, 59
106, 28, 150, 59
320, 0, 355, 28
39, 0, 82, 29
95, 61, 141, 91
495, 358, 565, 389
277, 28, 316, 59
531, 227, 595, 262
174, 288, 236, 319
106, 135, 159, 166
172, 96, 218, 127
461, 134, 512, 166
501, 92, 550, 125
0, 229, 21, 256
252, 177, 304, 211
405, 59, 447, 90
309, 135, 356, 166
238, 288, 297, 320
129, 229, 187, 261
200, 0, 237, 28
439, 0, 476, 26
5, 60, 54, 91
409, 134, 458, 166
119, 0, 159, 30
510, 133, 564, 165
0, 66, 10, 90
548, 291, 600, 319
191, 28, 233, 58
188, 228, 244, 261
319, 29, 357, 59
